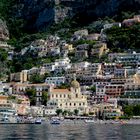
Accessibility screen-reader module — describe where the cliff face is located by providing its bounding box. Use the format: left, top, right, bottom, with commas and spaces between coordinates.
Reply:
12, 0, 140, 31
17, 0, 55, 32
0, 19, 9, 41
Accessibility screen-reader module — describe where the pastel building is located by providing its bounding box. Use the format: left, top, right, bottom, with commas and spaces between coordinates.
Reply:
12, 83, 50, 106
10, 70, 28, 83
105, 84, 124, 98
47, 79, 89, 115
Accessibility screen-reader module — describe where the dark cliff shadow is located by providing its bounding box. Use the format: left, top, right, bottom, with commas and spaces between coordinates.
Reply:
61, 0, 140, 26
20, 0, 140, 33
22, 0, 55, 33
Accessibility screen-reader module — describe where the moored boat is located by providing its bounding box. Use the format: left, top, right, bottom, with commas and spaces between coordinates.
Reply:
50, 119, 60, 125
35, 118, 42, 124
84, 119, 95, 123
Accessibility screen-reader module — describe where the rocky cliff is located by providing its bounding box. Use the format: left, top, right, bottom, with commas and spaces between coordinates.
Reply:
0, 19, 9, 41
2, 0, 140, 32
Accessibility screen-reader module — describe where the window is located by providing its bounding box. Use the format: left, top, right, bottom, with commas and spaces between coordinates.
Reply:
74, 103, 76, 106
70, 103, 71, 106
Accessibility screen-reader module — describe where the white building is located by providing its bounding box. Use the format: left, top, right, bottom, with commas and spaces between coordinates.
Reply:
42, 57, 71, 73
45, 77, 65, 86
43, 63, 56, 72
74, 62, 91, 70
0, 82, 12, 94
44, 107, 57, 116
30, 106, 44, 117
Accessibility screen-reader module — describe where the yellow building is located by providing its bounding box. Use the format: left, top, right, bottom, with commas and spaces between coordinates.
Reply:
91, 43, 109, 58
48, 79, 88, 115
63, 44, 74, 52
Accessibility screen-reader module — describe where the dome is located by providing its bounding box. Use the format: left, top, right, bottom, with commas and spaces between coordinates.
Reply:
71, 80, 80, 88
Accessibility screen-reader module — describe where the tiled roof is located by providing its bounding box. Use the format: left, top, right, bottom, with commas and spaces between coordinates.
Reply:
51, 89, 70, 93
0, 96, 8, 99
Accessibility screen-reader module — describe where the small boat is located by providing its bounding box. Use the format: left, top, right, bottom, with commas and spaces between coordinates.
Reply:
84, 119, 95, 123
50, 119, 60, 125
35, 118, 42, 124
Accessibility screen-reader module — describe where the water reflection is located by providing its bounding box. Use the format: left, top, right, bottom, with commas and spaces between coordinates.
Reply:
0, 124, 140, 140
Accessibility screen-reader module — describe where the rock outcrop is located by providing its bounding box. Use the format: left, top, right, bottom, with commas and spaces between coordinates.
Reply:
0, 19, 9, 41
8, 0, 140, 31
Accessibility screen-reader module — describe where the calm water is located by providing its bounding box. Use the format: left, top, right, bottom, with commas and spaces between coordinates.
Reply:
0, 123, 140, 140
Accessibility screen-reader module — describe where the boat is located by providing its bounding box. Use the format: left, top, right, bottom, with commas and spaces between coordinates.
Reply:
50, 119, 61, 125
84, 119, 95, 123
35, 118, 42, 124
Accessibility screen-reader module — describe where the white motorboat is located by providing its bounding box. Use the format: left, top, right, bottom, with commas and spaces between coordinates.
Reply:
84, 119, 95, 123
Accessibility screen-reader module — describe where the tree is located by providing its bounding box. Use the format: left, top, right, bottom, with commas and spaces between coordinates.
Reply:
74, 109, 79, 116
123, 105, 133, 117
57, 83, 70, 89
0, 49, 8, 61
62, 110, 68, 116
88, 86, 96, 93
106, 24, 140, 52
29, 74, 44, 84
68, 111, 73, 116
56, 109, 63, 116
133, 105, 140, 116
42, 91, 48, 106
25, 88, 36, 105
8, 95, 16, 101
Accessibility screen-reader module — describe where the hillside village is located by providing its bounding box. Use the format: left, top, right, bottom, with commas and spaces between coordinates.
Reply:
0, 15, 140, 119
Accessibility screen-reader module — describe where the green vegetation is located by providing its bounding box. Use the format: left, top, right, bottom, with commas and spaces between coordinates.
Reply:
0, 49, 10, 79
62, 110, 68, 116
119, 116, 131, 119
106, 23, 140, 52
86, 17, 114, 33
74, 40, 96, 46
0, 1, 140, 77
8, 95, 16, 101
74, 109, 79, 116
57, 83, 70, 89
29, 74, 45, 84
87, 86, 96, 93
0, 48, 8, 61
25, 89, 36, 106
42, 91, 48, 106
123, 105, 140, 117
56, 109, 63, 116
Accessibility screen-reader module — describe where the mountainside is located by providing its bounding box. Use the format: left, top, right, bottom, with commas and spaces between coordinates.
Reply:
1, 0, 140, 32
0, 19, 9, 41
